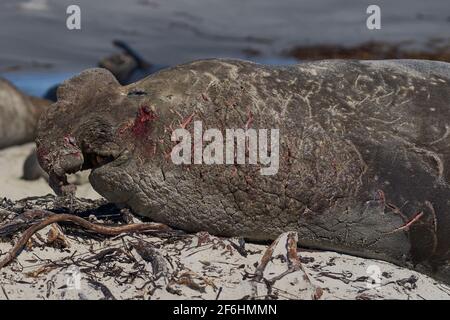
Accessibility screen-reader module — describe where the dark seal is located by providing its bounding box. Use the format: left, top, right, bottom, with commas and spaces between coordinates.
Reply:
36, 59, 450, 283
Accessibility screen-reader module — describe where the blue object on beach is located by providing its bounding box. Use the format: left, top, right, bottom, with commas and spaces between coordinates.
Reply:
1, 71, 75, 98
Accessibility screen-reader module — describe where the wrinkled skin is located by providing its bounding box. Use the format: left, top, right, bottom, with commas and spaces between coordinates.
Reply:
36, 59, 450, 283
0, 79, 49, 149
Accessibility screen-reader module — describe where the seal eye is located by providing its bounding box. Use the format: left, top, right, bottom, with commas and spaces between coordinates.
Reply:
127, 90, 147, 97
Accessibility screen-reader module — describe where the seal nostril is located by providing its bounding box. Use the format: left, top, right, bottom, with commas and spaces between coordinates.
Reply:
63, 135, 77, 147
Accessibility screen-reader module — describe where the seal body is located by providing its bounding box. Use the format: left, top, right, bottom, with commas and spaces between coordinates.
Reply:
36, 59, 450, 283
0, 79, 48, 149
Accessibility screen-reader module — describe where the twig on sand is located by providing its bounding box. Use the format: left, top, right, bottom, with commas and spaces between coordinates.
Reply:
254, 234, 280, 281
1, 286, 9, 300
87, 278, 116, 300
253, 231, 323, 299
0, 210, 171, 269
131, 241, 169, 280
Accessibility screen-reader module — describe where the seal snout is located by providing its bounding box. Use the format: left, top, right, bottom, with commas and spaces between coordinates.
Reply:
34, 67, 125, 196
35, 135, 84, 196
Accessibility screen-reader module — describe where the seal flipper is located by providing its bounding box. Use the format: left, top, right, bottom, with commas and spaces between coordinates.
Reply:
351, 130, 449, 281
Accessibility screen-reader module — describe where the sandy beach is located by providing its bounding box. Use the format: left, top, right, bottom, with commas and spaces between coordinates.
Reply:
1, 216, 450, 300
0, 0, 449, 302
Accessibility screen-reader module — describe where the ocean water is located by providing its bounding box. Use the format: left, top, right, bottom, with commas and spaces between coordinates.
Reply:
0, 0, 448, 72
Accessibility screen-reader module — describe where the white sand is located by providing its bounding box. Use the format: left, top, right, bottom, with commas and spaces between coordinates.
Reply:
0, 228, 449, 300
0, 143, 100, 200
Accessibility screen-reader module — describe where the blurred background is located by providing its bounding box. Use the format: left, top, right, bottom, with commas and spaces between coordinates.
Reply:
0, 0, 449, 96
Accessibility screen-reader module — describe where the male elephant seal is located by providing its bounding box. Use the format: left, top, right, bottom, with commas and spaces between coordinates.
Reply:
0, 79, 49, 149
36, 59, 450, 283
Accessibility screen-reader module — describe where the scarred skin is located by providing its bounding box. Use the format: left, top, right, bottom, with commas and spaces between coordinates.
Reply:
36, 59, 450, 283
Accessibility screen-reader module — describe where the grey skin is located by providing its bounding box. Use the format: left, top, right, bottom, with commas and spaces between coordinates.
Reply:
36, 59, 450, 283
0, 79, 50, 181
22, 149, 48, 181
0, 79, 49, 149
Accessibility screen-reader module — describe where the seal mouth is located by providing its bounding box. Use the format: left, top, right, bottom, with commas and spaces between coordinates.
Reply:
82, 152, 117, 170
78, 139, 124, 172
46, 147, 124, 197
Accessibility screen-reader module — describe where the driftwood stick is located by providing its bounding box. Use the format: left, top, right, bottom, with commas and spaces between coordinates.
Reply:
253, 232, 323, 299
0, 210, 171, 269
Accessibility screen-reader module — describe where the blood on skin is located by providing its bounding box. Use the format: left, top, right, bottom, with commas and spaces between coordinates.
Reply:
132, 105, 158, 137
63, 135, 77, 147
63, 134, 82, 158
36, 145, 50, 169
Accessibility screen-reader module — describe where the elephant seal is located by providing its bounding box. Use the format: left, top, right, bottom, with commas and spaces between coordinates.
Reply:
0, 78, 49, 149
36, 59, 450, 283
